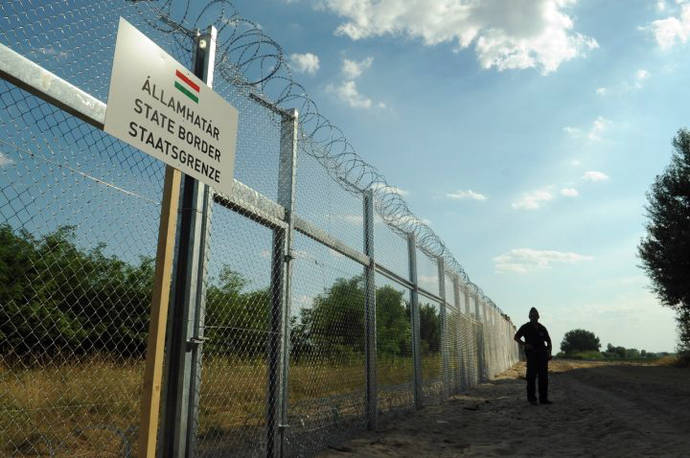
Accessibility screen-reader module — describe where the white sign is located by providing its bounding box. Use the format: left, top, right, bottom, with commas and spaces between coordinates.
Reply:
105, 18, 237, 196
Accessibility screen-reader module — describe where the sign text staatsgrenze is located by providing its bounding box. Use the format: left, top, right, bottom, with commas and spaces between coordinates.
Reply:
105, 18, 237, 197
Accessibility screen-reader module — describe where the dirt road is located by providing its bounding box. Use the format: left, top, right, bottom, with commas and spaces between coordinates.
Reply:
319, 360, 690, 457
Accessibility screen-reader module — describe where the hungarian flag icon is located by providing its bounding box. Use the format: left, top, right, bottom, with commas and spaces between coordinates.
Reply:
175, 69, 200, 103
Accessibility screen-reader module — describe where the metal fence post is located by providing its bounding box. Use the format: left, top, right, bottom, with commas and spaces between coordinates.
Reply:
363, 189, 377, 430
160, 25, 217, 458
436, 257, 449, 401
462, 283, 478, 388
407, 233, 423, 409
473, 291, 487, 382
452, 275, 464, 392
463, 283, 471, 316
267, 107, 299, 458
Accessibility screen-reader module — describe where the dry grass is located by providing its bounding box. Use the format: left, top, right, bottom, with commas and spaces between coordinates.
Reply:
1, 354, 440, 456
656, 353, 690, 367
0, 357, 142, 456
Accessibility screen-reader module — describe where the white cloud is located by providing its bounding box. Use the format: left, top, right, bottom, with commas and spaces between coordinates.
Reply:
335, 212, 384, 226
328, 56, 384, 110
564, 116, 612, 141
493, 248, 593, 273
595, 69, 650, 96
446, 189, 487, 201
634, 68, 650, 88
645, 3, 690, 49
326, 80, 374, 108
588, 116, 611, 140
657, 0, 666, 13
0, 153, 13, 167
342, 57, 373, 79
560, 187, 579, 197
563, 126, 581, 136
512, 188, 554, 210
582, 170, 609, 182
399, 214, 432, 226
338, 213, 364, 225
294, 294, 316, 309
319, 0, 597, 75
419, 274, 439, 289
289, 52, 320, 74
370, 182, 409, 196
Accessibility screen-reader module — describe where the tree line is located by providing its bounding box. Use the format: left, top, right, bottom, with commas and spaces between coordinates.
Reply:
0, 224, 440, 364
558, 329, 667, 360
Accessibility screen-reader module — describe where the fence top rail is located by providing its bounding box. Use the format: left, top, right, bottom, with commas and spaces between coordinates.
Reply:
0, 41, 106, 128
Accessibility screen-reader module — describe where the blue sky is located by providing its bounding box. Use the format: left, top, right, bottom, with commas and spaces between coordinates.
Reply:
224, 0, 690, 352
1, 0, 685, 353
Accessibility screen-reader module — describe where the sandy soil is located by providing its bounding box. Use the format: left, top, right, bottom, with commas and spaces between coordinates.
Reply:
318, 360, 690, 457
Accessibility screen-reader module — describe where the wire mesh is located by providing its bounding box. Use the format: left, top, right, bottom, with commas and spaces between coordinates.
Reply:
1, 1, 521, 456
461, 317, 481, 388
416, 297, 442, 405
295, 147, 364, 254
444, 273, 456, 309
445, 304, 460, 395
415, 249, 439, 299
192, 206, 275, 457
374, 273, 414, 416
0, 79, 163, 456
373, 210, 409, 280
284, 233, 367, 456
212, 76, 282, 202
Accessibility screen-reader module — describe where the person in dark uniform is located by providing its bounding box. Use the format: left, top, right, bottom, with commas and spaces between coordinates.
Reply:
514, 307, 552, 405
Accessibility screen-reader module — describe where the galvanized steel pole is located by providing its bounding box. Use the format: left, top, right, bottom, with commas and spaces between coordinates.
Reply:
452, 275, 464, 392
407, 233, 423, 409
473, 291, 487, 382
437, 257, 449, 401
268, 107, 299, 458
463, 283, 471, 316
160, 26, 216, 458
363, 189, 377, 430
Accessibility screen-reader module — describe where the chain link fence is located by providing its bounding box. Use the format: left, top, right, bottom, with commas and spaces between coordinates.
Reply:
0, 1, 520, 456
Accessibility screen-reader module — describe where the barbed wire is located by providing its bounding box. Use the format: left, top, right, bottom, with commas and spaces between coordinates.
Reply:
136, 0, 498, 311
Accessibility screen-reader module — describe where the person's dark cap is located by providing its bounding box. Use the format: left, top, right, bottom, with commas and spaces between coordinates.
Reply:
529, 307, 538, 316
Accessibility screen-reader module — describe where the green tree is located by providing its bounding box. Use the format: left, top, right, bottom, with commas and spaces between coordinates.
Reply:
603, 343, 626, 359
625, 348, 640, 359
294, 276, 412, 360
376, 286, 411, 357
560, 329, 601, 355
419, 303, 440, 354
204, 266, 270, 358
639, 129, 690, 351
307, 276, 366, 359
0, 225, 154, 361
678, 309, 690, 352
